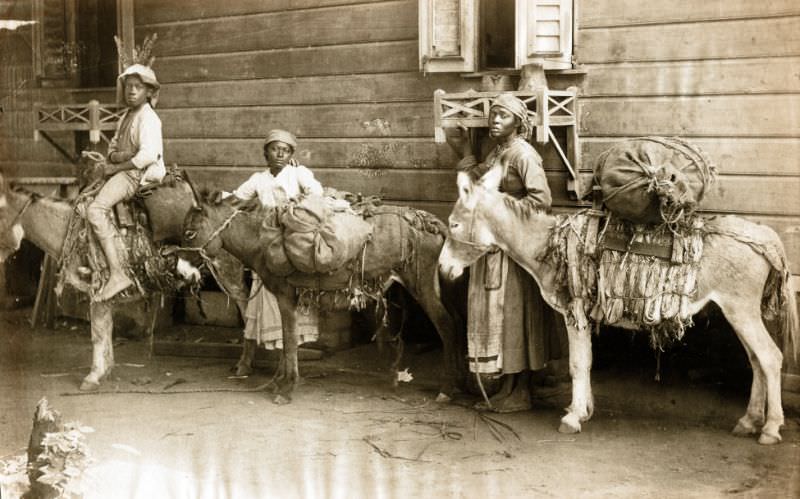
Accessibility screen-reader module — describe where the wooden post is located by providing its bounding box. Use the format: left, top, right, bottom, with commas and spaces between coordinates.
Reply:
88, 99, 100, 143
116, 0, 135, 102
565, 85, 581, 197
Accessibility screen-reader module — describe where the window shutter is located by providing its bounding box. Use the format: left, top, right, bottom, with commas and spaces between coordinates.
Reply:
516, 0, 573, 70
419, 0, 477, 73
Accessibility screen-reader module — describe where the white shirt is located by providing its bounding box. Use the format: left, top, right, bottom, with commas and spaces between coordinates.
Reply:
109, 102, 166, 185
233, 164, 323, 207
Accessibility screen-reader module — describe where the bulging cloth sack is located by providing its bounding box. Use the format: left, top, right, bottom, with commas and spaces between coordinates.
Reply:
281, 194, 373, 274
594, 137, 716, 224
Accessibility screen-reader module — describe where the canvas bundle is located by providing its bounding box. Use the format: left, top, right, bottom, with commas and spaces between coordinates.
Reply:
594, 137, 716, 225
287, 206, 425, 311
281, 194, 373, 274
56, 193, 180, 303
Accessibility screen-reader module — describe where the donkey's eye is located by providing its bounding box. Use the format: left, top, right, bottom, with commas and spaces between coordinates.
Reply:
449, 222, 460, 229
184, 230, 197, 240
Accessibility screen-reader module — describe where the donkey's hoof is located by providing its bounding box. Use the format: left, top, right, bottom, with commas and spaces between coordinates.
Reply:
234, 364, 253, 377
435, 392, 452, 404
559, 414, 581, 434
79, 379, 100, 391
732, 421, 758, 438
758, 432, 782, 445
558, 421, 580, 434
272, 394, 291, 405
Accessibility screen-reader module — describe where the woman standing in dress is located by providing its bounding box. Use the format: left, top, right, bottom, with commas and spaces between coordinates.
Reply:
446, 93, 565, 412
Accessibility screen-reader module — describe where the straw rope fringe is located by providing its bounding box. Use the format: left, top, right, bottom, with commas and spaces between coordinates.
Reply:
541, 211, 705, 349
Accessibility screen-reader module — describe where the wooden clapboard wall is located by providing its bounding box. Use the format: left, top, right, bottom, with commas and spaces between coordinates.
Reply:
576, 0, 800, 274
134, 0, 582, 224
134, 0, 462, 223
0, 3, 75, 178
0, 0, 116, 178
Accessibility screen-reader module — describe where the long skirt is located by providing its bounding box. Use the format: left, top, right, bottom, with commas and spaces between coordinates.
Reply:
467, 250, 565, 374
243, 274, 319, 350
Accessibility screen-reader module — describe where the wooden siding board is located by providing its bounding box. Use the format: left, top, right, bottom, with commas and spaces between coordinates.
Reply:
153, 41, 419, 83
579, 95, 800, 137
0, 138, 78, 163
181, 167, 576, 206
158, 73, 472, 108
702, 176, 800, 216
0, 161, 76, 178
142, 1, 417, 57
582, 138, 800, 176
579, 0, 800, 28
577, 16, 800, 63
159, 102, 434, 139
135, 0, 389, 25
581, 57, 800, 97
164, 138, 459, 169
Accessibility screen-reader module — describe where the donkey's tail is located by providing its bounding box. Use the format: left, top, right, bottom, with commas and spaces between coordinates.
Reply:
781, 270, 799, 361
764, 254, 799, 362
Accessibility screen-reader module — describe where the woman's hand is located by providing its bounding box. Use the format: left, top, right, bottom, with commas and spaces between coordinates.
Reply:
445, 123, 473, 159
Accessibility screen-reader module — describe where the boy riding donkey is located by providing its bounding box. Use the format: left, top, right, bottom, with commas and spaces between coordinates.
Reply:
87, 35, 165, 302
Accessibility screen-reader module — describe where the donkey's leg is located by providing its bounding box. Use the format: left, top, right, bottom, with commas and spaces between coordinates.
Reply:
80, 301, 115, 391
235, 339, 257, 377
272, 291, 299, 405
559, 322, 593, 434
732, 340, 767, 437
721, 303, 784, 444
410, 281, 463, 403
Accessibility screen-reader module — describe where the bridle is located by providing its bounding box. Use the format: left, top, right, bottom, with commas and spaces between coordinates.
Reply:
197, 208, 243, 251
445, 199, 495, 256
163, 207, 245, 302
3, 190, 35, 230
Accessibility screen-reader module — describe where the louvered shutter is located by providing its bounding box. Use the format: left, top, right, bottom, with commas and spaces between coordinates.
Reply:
419, 0, 478, 73
515, 0, 573, 69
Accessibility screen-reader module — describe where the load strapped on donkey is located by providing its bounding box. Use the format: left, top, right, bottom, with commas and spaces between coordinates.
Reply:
439, 135, 798, 445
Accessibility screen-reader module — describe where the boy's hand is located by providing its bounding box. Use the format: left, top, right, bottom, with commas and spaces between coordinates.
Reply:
109, 151, 134, 164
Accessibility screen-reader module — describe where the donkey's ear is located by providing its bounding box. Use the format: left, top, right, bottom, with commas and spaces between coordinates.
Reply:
456, 171, 473, 200
478, 164, 503, 191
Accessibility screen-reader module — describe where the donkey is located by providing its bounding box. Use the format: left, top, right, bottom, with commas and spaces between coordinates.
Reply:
0, 169, 248, 390
179, 194, 465, 404
438, 166, 798, 445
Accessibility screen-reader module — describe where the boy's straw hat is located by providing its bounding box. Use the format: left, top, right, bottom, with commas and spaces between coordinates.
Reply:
115, 34, 160, 107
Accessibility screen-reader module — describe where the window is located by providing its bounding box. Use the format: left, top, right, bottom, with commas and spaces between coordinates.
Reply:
419, 0, 574, 73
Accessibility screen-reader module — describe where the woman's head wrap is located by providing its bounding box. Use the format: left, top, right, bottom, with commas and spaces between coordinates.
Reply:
490, 93, 532, 140
264, 129, 298, 151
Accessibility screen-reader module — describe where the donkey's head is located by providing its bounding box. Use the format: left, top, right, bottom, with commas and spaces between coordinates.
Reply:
438, 166, 503, 280
0, 172, 25, 262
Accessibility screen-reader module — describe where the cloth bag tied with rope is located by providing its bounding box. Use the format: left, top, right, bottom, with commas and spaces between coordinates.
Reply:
594, 137, 717, 225
280, 194, 373, 274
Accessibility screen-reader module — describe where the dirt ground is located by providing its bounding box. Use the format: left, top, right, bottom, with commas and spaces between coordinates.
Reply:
1, 306, 798, 499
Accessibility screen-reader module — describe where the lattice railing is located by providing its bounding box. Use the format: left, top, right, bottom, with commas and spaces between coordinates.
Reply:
433, 86, 581, 194
34, 101, 125, 144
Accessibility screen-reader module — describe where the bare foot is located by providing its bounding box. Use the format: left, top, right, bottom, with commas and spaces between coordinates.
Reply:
95, 272, 133, 302
475, 372, 532, 413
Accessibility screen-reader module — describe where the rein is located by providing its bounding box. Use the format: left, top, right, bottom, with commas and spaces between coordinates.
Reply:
200, 208, 243, 250
5, 192, 35, 228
